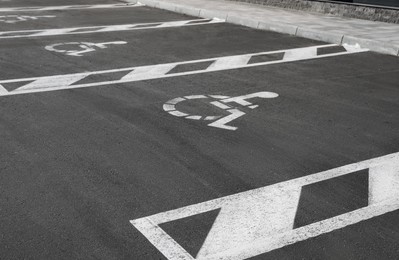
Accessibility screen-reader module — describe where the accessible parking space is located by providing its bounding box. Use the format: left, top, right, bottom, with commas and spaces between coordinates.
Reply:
0, 1, 398, 260
0, 0, 126, 8
0, 23, 327, 81
0, 5, 190, 31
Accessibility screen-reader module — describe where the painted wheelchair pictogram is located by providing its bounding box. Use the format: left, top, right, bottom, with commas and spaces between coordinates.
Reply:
0, 15, 56, 24
45, 41, 127, 57
163, 91, 279, 130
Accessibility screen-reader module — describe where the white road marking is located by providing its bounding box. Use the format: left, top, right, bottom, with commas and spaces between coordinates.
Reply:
283, 45, 317, 60
45, 41, 127, 57
131, 152, 399, 260
163, 92, 278, 130
207, 109, 246, 131
209, 101, 231, 110
0, 84, 8, 95
0, 3, 144, 12
221, 92, 279, 106
207, 55, 251, 71
0, 15, 55, 24
0, 18, 223, 39
0, 44, 367, 97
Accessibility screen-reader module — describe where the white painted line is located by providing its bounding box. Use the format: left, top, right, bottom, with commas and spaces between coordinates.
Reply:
0, 3, 144, 12
131, 152, 399, 260
0, 44, 368, 97
0, 18, 223, 39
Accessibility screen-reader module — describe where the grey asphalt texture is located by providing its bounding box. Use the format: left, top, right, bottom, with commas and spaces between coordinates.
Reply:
0, 0, 398, 259
0, 0, 126, 7
0, 7, 187, 31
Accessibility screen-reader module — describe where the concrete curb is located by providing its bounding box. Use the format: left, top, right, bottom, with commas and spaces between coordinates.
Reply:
134, 0, 399, 56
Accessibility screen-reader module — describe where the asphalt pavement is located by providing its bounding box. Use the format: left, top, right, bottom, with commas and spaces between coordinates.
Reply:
0, 0, 398, 259
0, 0, 125, 7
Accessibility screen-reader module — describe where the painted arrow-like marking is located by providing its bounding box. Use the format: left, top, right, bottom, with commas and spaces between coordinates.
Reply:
131, 152, 399, 260
0, 44, 368, 97
0, 18, 224, 39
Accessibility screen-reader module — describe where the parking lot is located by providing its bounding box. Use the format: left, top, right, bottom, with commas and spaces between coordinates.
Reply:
0, 0, 398, 259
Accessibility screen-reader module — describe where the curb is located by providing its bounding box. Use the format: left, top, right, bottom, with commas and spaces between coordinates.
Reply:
133, 0, 399, 56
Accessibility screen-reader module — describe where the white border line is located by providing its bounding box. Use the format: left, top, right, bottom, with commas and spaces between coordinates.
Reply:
131, 152, 399, 260
0, 3, 144, 12
0, 44, 368, 96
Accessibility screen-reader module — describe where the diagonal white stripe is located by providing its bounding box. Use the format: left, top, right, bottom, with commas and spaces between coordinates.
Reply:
283, 46, 318, 60
207, 55, 252, 71
121, 64, 176, 81
17, 74, 89, 91
0, 84, 8, 95
131, 152, 399, 260
0, 44, 368, 97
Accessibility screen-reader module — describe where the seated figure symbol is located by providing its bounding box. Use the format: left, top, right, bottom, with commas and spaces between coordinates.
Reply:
0, 15, 55, 24
163, 91, 279, 130
45, 41, 127, 57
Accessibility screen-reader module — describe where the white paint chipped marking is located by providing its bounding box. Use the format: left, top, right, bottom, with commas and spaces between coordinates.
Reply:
157, 20, 196, 28
0, 3, 144, 12
207, 109, 246, 131
0, 15, 55, 24
45, 41, 127, 57
207, 55, 252, 71
169, 111, 188, 117
369, 161, 399, 205
186, 115, 202, 120
209, 101, 231, 110
0, 44, 368, 97
209, 95, 230, 99
17, 74, 89, 91
283, 45, 317, 60
185, 95, 207, 100
122, 64, 176, 81
164, 92, 278, 130
163, 104, 176, 112
31, 28, 73, 37
0, 84, 8, 95
221, 92, 279, 106
343, 43, 363, 52
204, 116, 220, 121
131, 152, 399, 260
0, 18, 223, 39
167, 97, 186, 105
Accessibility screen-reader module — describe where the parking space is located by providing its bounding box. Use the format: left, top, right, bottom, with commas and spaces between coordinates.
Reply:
0, 1, 398, 260
0, 23, 331, 80
0, 0, 126, 8
0, 5, 191, 31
